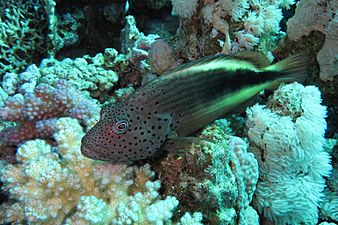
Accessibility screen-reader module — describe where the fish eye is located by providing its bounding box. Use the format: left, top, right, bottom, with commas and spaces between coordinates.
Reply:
113, 119, 129, 134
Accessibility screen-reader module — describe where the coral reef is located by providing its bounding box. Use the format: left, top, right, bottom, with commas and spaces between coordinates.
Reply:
246, 83, 332, 224
154, 119, 259, 224
148, 39, 178, 75
0, 117, 202, 224
172, 0, 295, 60
1, 0, 337, 224
0, 0, 61, 77
0, 76, 100, 161
286, 0, 337, 81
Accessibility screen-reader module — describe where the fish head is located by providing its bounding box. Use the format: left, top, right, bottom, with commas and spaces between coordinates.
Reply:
81, 102, 172, 163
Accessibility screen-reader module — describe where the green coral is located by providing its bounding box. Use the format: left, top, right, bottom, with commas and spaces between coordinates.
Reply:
0, 0, 59, 77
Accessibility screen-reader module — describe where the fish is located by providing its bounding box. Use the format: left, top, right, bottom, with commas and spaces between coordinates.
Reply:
81, 51, 307, 163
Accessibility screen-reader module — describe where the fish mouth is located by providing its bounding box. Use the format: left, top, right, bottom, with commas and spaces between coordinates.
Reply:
81, 137, 116, 161
81, 144, 111, 161
80, 144, 93, 158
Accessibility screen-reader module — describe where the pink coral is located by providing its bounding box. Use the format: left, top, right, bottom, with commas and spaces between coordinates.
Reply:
0, 79, 99, 160
0, 79, 99, 124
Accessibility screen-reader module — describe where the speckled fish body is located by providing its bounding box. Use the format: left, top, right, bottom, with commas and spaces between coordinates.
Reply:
81, 52, 307, 162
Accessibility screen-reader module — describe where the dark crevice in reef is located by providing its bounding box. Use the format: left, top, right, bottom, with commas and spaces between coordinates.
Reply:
55, 0, 127, 59
54, 0, 179, 60
280, 3, 297, 32
128, 1, 179, 40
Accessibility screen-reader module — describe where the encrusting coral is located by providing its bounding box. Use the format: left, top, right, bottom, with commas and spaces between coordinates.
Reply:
246, 83, 332, 224
0, 117, 203, 224
154, 119, 259, 225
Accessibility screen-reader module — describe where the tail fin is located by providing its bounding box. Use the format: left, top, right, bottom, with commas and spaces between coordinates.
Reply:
265, 51, 309, 83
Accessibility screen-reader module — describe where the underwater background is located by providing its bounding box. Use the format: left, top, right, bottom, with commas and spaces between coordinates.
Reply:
0, 0, 337, 224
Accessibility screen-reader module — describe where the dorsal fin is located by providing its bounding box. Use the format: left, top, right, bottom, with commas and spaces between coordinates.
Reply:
164, 54, 227, 75
157, 52, 270, 83
233, 51, 270, 68
164, 52, 270, 76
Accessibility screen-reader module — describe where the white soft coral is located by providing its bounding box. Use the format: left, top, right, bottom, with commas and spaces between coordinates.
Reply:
246, 83, 332, 225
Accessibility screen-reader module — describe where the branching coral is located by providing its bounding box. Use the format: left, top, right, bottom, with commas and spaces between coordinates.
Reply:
39, 53, 119, 98
0, 0, 60, 77
0, 77, 100, 159
246, 83, 332, 224
0, 117, 203, 224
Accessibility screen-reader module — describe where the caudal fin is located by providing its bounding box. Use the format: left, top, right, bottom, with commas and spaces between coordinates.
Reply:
265, 51, 309, 83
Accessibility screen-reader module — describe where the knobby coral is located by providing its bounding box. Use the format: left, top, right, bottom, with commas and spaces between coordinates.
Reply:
39, 53, 119, 98
0, 73, 100, 161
